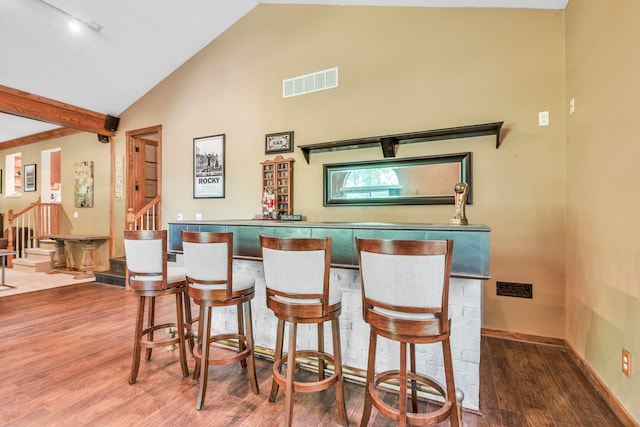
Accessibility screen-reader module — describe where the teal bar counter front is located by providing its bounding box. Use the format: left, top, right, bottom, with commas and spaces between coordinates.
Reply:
167, 220, 489, 279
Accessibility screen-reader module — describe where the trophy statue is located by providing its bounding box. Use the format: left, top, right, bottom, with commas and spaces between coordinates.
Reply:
450, 182, 469, 225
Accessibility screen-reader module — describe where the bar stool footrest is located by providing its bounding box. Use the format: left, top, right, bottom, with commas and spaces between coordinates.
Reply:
273, 350, 340, 393
193, 332, 252, 366
140, 322, 182, 348
370, 370, 454, 425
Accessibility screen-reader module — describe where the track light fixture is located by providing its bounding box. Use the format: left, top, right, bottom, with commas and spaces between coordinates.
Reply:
32, 0, 103, 33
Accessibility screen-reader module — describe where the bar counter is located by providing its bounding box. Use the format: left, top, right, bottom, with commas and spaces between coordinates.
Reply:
168, 220, 489, 279
167, 220, 490, 410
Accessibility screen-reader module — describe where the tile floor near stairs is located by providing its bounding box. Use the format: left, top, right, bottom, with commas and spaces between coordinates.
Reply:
0, 268, 95, 297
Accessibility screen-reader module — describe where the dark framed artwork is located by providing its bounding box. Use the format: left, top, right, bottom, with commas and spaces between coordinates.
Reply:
0, 169, 3, 194
194, 134, 225, 198
265, 131, 294, 154
24, 164, 37, 192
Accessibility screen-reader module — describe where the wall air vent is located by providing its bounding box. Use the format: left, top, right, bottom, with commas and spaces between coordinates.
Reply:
283, 67, 338, 98
496, 281, 533, 299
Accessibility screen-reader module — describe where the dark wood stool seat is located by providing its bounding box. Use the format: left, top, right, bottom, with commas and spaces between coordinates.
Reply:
356, 238, 460, 427
124, 230, 191, 385
182, 231, 259, 410
260, 235, 348, 427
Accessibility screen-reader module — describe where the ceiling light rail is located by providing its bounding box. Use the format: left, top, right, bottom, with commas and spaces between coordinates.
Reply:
32, 0, 103, 33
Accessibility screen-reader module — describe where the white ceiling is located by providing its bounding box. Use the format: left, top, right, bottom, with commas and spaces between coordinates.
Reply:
0, 0, 569, 143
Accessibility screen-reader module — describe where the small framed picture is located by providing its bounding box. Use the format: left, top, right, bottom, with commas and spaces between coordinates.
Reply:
24, 164, 37, 192
265, 131, 294, 154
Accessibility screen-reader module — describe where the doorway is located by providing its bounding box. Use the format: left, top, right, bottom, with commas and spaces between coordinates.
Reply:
41, 148, 62, 203
5, 152, 22, 196
126, 125, 161, 227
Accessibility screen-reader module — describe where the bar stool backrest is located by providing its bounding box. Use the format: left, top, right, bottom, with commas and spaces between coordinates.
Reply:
260, 235, 333, 316
181, 231, 233, 299
124, 230, 171, 291
356, 238, 454, 334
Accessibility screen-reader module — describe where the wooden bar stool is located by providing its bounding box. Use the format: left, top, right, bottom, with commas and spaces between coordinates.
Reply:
260, 235, 348, 427
123, 230, 191, 384
356, 238, 460, 427
181, 231, 259, 410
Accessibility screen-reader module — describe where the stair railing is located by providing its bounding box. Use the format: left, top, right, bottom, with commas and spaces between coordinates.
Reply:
6, 197, 62, 267
126, 196, 162, 231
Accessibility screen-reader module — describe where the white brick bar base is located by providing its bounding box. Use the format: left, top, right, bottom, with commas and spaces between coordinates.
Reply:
181, 257, 483, 411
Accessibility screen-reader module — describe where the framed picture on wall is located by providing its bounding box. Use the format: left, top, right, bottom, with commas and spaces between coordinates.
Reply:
265, 131, 294, 154
193, 134, 225, 199
74, 161, 94, 207
0, 169, 3, 194
24, 164, 37, 192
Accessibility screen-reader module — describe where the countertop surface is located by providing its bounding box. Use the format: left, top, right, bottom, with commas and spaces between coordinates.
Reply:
168, 219, 490, 232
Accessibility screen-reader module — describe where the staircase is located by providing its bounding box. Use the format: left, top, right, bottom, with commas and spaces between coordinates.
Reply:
94, 257, 127, 287
11, 239, 56, 273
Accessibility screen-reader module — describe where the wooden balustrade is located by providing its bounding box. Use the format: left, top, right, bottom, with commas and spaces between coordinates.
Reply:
126, 196, 161, 231
6, 197, 61, 267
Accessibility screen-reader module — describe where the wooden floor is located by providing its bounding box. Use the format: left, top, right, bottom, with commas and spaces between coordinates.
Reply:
0, 283, 625, 426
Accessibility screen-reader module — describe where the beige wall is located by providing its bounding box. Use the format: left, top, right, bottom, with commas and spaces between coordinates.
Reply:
116, 4, 567, 338
0, 132, 111, 270
2, 3, 636, 422
565, 0, 639, 421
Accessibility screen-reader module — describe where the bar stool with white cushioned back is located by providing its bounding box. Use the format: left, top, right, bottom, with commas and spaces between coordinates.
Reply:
123, 230, 191, 385
260, 235, 348, 427
181, 231, 259, 410
355, 238, 460, 427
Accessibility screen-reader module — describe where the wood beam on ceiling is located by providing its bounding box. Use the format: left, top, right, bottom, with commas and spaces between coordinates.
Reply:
0, 127, 83, 149
0, 84, 114, 138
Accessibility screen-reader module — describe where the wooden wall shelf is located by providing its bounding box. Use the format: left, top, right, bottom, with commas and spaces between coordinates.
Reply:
298, 122, 504, 164
260, 155, 294, 218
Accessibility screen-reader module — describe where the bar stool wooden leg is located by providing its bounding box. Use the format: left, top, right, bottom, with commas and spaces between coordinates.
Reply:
270, 319, 285, 402
331, 318, 348, 425
192, 304, 204, 381
284, 321, 298, 427
175, 291, 189, 377
399, 342, 408, 427
129, 295, 145, 385
443, 336, 460, 427
244, 300, 259, 394
410, 343, 418, 413
196, 305, 212, 410
145, 296, 155, 361
360, 329, 377, 427
318, 323, 325, 381
184, 293, 195, 356
237, 305, 247, 369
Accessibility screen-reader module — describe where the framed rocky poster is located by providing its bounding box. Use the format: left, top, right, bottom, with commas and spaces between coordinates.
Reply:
194, 134, 225, 198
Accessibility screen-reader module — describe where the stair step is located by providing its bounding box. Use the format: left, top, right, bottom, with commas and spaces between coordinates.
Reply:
94, 270, 126, 287
12, 257, 53, 273
39, 239, 57, 250
25, 248, 55, 262
109, 257, 127, 274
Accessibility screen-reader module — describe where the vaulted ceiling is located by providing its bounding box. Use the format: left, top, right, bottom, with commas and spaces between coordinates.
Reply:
0, 0, 569, 146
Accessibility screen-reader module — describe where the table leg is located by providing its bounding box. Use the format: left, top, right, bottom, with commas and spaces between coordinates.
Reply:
73, 241, 96, 279
0, 255, 17, 290
52, 240, 67, 269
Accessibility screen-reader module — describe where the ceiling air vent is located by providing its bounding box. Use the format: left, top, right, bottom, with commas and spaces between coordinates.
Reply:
283, 67, 338, 98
